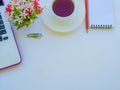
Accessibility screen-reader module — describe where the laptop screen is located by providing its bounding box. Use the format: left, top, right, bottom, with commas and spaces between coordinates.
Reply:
0, 0, 3, 6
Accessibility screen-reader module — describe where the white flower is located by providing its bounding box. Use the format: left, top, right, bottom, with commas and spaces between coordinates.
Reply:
14, 17, 23, 24
20, 11, 28, 19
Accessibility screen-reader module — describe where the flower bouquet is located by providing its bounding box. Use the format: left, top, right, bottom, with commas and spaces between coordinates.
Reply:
5, 0, 43, 29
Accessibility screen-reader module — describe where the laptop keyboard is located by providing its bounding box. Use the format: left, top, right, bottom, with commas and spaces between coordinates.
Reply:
0, 12, 8, 41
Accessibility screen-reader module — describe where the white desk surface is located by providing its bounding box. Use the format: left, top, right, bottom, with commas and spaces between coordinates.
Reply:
1, 0, 120, 90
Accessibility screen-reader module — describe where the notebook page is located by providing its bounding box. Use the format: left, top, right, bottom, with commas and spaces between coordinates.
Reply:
88, 0, 114, 29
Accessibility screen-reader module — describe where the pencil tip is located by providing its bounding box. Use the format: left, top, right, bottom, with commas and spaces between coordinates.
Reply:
86, 29, 88, 33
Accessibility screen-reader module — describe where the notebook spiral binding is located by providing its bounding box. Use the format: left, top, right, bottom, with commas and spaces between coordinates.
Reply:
90, 25, 112, 29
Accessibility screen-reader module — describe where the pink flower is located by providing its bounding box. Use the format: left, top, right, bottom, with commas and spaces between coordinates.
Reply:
5, 12, 12, 21
14, 0, 19, 3
33, 0, 40, 8
26, 8, 32, 15
19, 0, 24, 4
33, 0, 43, 14
5, 4, 12, 12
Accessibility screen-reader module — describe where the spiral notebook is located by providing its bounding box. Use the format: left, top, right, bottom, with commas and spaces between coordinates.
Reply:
88, 0, 114, 29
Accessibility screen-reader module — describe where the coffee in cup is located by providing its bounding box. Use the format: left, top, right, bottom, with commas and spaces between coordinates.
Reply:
52, 0, 75, 18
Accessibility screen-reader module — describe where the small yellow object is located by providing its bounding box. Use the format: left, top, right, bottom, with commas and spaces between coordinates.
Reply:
27, 33, 42, 39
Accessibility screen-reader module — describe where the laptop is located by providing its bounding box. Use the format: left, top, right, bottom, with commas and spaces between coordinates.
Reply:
0, 0, 21, 70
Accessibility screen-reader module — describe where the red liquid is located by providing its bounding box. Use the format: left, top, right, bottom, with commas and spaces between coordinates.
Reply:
52, 0, 74, 17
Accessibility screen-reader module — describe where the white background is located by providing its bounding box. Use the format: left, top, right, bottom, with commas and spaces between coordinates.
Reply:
0, 0, 120, 90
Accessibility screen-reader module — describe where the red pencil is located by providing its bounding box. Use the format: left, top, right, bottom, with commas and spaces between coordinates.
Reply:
85, 0, 89, 33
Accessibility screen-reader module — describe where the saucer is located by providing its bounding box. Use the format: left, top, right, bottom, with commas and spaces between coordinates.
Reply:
41, 0, 85, 32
